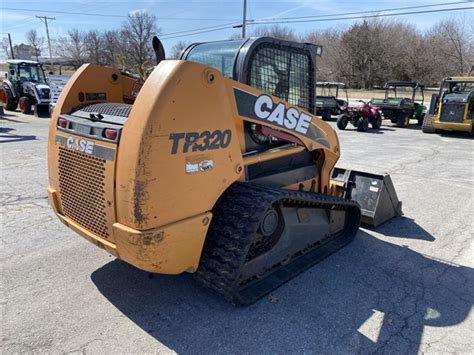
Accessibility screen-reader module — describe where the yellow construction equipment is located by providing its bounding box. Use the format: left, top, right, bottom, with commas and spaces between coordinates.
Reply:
423, 77, 474, 135
48, 37, 401, 304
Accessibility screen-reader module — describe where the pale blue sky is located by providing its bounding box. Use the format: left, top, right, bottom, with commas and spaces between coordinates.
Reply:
1, 0, 473, 61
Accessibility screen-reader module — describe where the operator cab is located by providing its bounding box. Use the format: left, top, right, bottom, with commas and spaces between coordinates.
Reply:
440, 78, 474, 101
180, 37, 322, 115
7, 60, 47, 84
438, 78, 474, 121
180, 37, 323, 184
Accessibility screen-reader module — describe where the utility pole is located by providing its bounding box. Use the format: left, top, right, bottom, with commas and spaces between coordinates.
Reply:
36, 16, 55, 71
242, 0, 247, 38
7, 33, 14, 59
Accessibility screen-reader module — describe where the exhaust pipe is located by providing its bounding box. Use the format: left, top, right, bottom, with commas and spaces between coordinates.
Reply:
152, 36, 166, 65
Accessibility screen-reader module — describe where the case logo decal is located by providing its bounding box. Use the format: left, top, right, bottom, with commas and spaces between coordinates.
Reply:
66, 136, 95, 154
253, 94, 312, 134
233, 87, 314, 136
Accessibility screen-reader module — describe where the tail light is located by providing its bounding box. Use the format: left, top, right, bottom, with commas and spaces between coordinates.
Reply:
104, 128, 118, 140
58, 117, 68, 128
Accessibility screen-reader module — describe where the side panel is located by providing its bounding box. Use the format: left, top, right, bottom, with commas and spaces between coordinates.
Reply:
115, 61, 245, 230
116, 60, 340, 230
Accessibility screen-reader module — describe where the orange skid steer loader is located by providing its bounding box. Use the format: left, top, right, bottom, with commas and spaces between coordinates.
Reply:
48, 37, 401, 304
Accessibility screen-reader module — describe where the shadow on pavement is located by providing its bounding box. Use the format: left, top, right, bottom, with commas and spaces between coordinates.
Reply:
341, 127, 395, 134
0, 126, 36, 143
91, 230, 473, 353
364, 216, 435, 241
439, 131, 473, 140
0, 114, 25, 123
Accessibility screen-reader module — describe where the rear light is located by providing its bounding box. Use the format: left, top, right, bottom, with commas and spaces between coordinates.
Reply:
58, 117, 68, 128
104, 128, 118, 140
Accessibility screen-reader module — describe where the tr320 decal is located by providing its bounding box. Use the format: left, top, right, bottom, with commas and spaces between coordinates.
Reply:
169, 129, 232, 154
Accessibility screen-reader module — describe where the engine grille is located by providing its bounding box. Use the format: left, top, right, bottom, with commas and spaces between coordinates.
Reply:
77, 103, 132, 117
440, 103, 465, 123
58, 146, 109, 239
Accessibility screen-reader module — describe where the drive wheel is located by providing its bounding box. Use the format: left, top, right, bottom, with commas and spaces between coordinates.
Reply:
357, 117, 369, 132
2, 87, 18, 111
371, 114, 382, 129
396, 112, 409, 128
18, 97, 32, 114
336, 114, 349, 130
321, 110, 332, 121
246, 204, 284, 262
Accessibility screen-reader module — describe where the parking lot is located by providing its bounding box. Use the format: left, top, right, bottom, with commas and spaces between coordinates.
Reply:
1, 110, 473, 354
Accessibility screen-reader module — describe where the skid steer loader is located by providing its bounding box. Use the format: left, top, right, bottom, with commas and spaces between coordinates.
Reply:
48, 37, 401, 305
422, 77, 473, 135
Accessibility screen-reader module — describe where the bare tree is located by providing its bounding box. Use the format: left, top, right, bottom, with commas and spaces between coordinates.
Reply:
121, 11, 159, 77
1, 37, 13, 59
56, 29, 86, 68
429, 19, 473, 76
251, 25, 299, 41
102, 30, 123, 67
170, 40, 190, 59
25, 29, 45, 61
84, 30, 103, 64
305, 29, 343, 81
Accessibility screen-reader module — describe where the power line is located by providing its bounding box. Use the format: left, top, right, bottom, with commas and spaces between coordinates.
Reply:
249, 6, 473, 25
161, 22, 238, 37
258, 1, 472, 21
1, 7, 239, 21
160, 5, 473, 40
161, 24, 236, 40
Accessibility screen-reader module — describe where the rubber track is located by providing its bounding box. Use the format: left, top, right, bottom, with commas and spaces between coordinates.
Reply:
422, 113, 436, 133
194, 183, 361, 305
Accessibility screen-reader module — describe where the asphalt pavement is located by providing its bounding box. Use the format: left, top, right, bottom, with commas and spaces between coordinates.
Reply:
1, 110, 473, 354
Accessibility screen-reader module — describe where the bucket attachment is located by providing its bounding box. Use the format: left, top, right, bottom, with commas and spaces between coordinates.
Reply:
35, 104, 50, 118
331, 168, 402, 227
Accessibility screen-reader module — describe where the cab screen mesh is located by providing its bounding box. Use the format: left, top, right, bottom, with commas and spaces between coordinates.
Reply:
248, 44, 314, 113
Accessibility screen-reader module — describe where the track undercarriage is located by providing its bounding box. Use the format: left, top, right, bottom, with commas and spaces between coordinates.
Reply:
195, 183, 361, 305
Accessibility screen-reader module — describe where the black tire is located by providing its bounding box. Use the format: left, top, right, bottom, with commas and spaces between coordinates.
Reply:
417, 114, 424, 126
19, 97, 32, 114
321, 110, 332, 121
396, 112, 409, 128
2, 87, 18, 111
357, 117, 369, 132
336, 114, 349, 130
371, 114, 382, 129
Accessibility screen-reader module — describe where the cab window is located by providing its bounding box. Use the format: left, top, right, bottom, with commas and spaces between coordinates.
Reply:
186, 40, 245, 79
248, 45, 312, 112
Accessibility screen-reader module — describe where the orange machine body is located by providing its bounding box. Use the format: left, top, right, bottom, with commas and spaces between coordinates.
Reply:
48, 61, 340, 274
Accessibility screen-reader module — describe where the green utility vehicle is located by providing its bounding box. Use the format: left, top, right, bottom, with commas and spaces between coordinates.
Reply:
315, 82, 349, 121
371, 81, 426, 128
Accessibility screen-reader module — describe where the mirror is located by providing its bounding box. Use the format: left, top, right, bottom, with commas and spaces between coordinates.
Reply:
10, 69, 15, 76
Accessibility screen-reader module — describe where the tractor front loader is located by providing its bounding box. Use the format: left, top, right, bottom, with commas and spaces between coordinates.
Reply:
48, 37, 401, 305
2, 60, 51, 117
